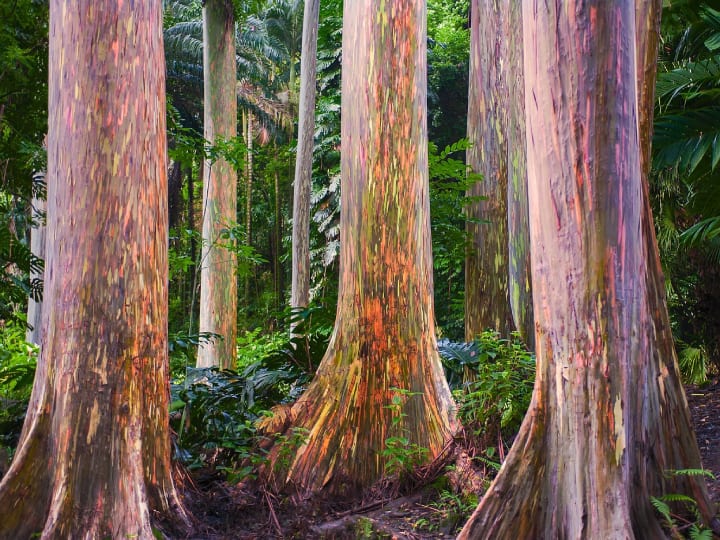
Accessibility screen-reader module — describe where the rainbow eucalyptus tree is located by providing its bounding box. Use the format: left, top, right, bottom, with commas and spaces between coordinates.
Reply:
262, 0, 457, 495
465, 1, 532, 346
198, 0, 238, 369
0, 1, 187, 536
459, 1, 718, 537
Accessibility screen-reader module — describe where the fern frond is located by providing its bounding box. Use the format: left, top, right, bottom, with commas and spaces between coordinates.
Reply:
664, 468, 716, 479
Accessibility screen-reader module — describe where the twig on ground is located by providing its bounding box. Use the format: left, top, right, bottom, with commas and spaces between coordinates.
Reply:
263, 488, 283, 537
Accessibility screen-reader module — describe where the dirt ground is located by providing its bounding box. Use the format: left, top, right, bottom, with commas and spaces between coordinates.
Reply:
686, 380, 720, 503
177, 380, 720, 539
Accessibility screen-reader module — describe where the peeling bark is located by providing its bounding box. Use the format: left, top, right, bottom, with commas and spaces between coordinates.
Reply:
198, 0, 238, 369
262, 0, 457, 495
0, 1, 187, 537
459, 2, 714, 537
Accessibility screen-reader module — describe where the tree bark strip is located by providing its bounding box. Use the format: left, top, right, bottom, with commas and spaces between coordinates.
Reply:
198, 0, 238, 369
262, 0, 456, 495
0, 1, 187, 536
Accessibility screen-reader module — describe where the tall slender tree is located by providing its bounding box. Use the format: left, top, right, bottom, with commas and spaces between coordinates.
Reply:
464, 0, 513, 340
262, 0, 456, 495
25, 171, 45, 345
464, 0, 534, 347
290, 0, 320, 319
198, 0, 238, 369
459, 1, 717, 537
504, 2, 533, 349
0, 1, 187, 536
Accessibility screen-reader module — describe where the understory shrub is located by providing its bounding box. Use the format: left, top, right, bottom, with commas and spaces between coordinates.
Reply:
0, 321, 37, 459
439, 330, 535, 453
170, 305, 333, 475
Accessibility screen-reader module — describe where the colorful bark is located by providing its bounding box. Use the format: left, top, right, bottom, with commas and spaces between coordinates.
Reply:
290, 0, 320, 315
198, 0, 238, 369
459, 2, 714, 537
504, 2, 534, 349
0, 1, 186, 537
465, 0, 514, 340
263, 0, 456, 495
634, 0, 718, 529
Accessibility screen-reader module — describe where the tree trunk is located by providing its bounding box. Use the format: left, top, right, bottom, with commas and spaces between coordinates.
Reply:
459, 2, 715, 537
464, 0, 513, 341
198, 0, 238, 369
504, 2, 533, 350
187, 165, 197, 308
274, 167, 283, 310
634, 0, 719, 530
0, 1, 187, 537
26, 173, 45, 345
262, 0, 457, 496
168, 160, 183, 231
244, 111, 254, 301
290, 0, 320, 317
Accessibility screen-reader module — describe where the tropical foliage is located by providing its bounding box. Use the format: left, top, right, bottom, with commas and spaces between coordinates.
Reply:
653, 0, 720, 379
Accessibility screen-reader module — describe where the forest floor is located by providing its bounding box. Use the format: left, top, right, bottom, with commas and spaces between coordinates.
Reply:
686, 379, 720, 503
176, 380, 720, 539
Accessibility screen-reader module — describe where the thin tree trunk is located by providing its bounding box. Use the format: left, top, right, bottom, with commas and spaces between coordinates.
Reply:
459, 2, 715, 537
198, 0, 238, 369
0, 1, 187, 536
290, 0, 320, 317
187, 165, 197, 312
261, 0, 456, 496
275, 167, 283, 310
244, 112, 254, 301
26, 173, 45, 345
465, 0, 513, 341
168, 160, 183, 230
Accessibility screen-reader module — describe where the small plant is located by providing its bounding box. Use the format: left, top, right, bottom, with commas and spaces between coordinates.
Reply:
650, 469, 716, 539
440, 330, 535, 454
0, 321, 37, 457
431, 490, 479, 533
273, 427, 310, 473
381, 388, 429, 478
355, 516, 375, 539
413, 487, 479, 535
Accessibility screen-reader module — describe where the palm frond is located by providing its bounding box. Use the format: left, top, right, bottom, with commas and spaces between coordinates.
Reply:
653, 106, 720, 175
681, 215, 720, 245
656, 56, 720, 106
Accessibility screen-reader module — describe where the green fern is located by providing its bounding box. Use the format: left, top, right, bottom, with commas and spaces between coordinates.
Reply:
664, 468, 716, 479
689, 524, 714, 540
676, 344, 710, 384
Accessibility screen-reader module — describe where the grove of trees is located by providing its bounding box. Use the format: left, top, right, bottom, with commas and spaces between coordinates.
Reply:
0, 0, 719, 537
